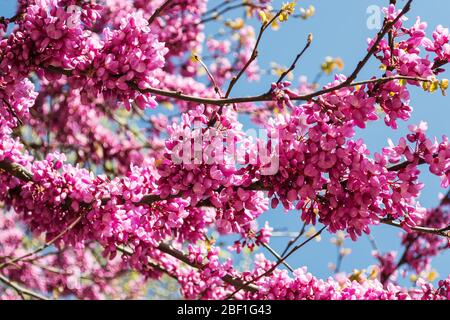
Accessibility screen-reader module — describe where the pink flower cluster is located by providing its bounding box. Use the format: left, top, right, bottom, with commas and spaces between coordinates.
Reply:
172, 252, 450, 300
0, 78, 37, 129
84, 13, 168, 110
157, 106, 269, 234
270, 82, 298, 109
0, 0, 99, 86
258, 86, 448, 239
135, 0, 207, 70
424, 25, 450, 68
312, 76, 378, 128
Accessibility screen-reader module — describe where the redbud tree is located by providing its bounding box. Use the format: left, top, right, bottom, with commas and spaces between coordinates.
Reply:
0, 0, 449, 300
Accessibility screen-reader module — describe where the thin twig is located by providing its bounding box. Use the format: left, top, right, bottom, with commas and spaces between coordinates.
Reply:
379, 218, 450, 238
141, 75, 430, 105
39, 1, 424, 109
226, 226, 326, 300
200, 2, 264, 25
225, 10, 283, 97
193, 55, 223, 97
367, 234, 379, 251
280, 222, 307, 257
148, 0, 173, 25
0, 214, 84, 270
0, 274, 49, 300
204, 0, 239, 16
44, 65, 433, 107
276, 33, 313, 84
156, 243, 259, 293
117, 246, 178, 281
261, 242, 294, 272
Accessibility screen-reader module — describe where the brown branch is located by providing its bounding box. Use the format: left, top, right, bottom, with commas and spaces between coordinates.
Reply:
381, 239, 414, 283
193, 55, 223, 97
0, 274, 49, 300
199, 2, 264, 25
343, 0, 412, 84
43, 67, 430, 109
148, 0, 173, 25
200, 3, 246, 24
140, 75, 430, 106
224, 10, 283, 98
2, 98, 24, 126
380, 218, 450, 238
1, 0, 439, 298
280, 222, 307, 257
156, 243, 258, 293
1, 149, 448, 241
0, 160, 33, 181
0, 214, 84, 270
1, 155, 447, 295
0, 12, 23, 25
32, 262, 90, 279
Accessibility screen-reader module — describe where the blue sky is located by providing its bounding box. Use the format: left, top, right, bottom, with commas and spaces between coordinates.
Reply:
1, 0, 448, 285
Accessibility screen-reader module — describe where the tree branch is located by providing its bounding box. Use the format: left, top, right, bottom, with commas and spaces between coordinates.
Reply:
38, 0, 420, 111
224, 10, 284, 98
1, 150, 448, 242
379, 218, 450, 238
226, 226, 326, 299
0, 214, 84, 270
156, 243, 259, 293
0, 274, 49, 300
0, 160, 33, 181
148, 0, 173, 25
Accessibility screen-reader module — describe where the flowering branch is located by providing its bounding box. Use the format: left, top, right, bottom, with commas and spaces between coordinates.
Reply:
260, 242, 294, 272
226, 226, 326, 299
203, 0, 239, 17
0, 160, 33, 181
0, 214, 84, 270
139, 75, 433, 105
0, 161, 260, 293
0, 274, 49, 300
1, 154, 448, 240
157, 243, 259, 293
